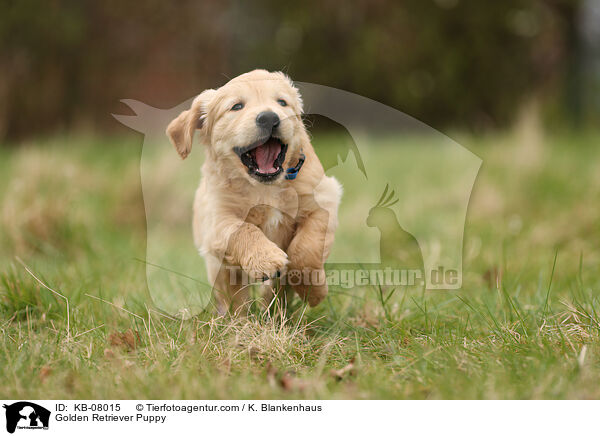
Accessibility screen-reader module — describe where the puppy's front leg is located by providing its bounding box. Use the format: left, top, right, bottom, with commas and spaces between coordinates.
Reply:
225, 222, 289, 281
287, 208, 333, 307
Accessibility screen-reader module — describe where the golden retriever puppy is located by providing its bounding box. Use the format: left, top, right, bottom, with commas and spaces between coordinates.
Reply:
166, 70, 342, 314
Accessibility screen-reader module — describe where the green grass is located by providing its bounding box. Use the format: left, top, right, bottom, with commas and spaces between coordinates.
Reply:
1, 130, 600, 399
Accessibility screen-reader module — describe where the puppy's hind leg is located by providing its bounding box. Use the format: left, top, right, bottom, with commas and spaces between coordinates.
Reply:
287, 208, 331, 307
288, 176, 341, 307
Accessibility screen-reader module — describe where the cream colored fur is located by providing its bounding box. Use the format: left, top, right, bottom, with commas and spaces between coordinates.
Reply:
166, 70, 341, 314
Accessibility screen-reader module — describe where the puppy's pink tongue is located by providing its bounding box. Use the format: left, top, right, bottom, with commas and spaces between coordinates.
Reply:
254, 140, 281, 174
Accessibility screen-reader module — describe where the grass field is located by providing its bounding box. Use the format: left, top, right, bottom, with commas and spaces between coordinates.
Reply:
1, 129, 599, 399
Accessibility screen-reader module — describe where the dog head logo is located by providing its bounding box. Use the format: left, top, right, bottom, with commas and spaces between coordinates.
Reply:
114, 74, 481, 316
3, 402, 50, 433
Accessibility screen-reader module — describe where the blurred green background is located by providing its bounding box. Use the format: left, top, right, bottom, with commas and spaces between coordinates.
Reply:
1, 0, 598, 142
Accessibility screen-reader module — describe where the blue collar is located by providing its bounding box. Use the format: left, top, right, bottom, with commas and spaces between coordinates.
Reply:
285, 150, 305, 180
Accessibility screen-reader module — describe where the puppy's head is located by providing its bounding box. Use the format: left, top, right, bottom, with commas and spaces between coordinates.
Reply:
167, 70, 305, 184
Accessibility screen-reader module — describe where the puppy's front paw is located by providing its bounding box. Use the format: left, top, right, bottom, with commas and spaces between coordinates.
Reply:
242, 241, 289, 281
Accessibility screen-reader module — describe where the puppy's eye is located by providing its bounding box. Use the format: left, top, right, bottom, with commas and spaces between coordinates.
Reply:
277, 99, 287, 107
231, 102, 244, 111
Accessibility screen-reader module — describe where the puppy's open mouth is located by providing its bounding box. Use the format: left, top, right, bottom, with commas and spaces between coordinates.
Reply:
234, 137, 288, 183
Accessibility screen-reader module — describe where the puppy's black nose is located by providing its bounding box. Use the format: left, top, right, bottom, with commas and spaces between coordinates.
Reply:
256, 111, 280, 130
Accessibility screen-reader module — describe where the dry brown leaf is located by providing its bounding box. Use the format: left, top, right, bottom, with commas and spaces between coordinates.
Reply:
279, 372, 307, 392
330, 358, 357, 381
108, 329, 140, 351
264, 361, 307, 391
39, 365, 52, 383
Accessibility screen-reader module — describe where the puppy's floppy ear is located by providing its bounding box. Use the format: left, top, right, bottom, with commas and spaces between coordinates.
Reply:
166, 89, 216, 159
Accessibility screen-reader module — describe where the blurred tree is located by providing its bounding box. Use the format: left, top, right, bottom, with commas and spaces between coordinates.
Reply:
0, 0, 229, 140
231, 0, 581, 131
0, 0, 587, 141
